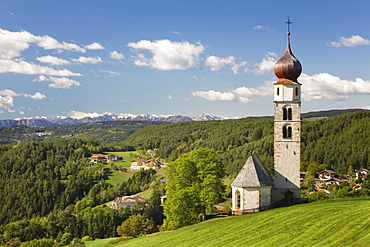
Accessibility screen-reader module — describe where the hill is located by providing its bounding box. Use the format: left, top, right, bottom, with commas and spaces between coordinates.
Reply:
87, 198, 370, 247
119, 110, 370, 175
0, 120, 169, 145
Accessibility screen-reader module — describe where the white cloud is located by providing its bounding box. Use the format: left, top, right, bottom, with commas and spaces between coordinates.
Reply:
205, 56, 234, 71
37, 36, 86, 52
0, 28, 86, 76
300, 73, 370, 101
253, 52, 277, 75
72, 56, 102, 64
100, 70, 120, 76
34, 75, 80, 89
191, 90, 236, 102
253, 25, 275, 32
109, 51, 124, 60
328, 35, 370, 47
0, 89, 46, 111
85, 42, 104, 50
168, 30, 182, 35
0, 28, 83, 58
232, 83, 272, 98
68, 110, 112, 119
127, 39, 205, 70
24, 92, 46, 100
204, 55, 247, 74
165, 95, 173, 100
0, 89, 19, 97
37, 55, 70, 65
192, 71, 370, 105
0, 59, 81, 76
191, 81, 272, 104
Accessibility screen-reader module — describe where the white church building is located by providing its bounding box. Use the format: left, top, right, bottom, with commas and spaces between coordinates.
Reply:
232, 19, 302, 215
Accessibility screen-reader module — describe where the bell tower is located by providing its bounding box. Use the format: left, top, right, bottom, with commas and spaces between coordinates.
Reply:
272, 17, 301, 204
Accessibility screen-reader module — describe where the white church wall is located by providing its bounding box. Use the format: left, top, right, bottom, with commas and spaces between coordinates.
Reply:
243, 189, 259, 210
231, 186, 272, 214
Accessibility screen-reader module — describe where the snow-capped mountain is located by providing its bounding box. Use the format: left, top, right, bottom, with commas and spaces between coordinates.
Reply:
0, 113, 228, 128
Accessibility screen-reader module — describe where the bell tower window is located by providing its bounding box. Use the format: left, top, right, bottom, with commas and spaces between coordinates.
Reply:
277, 87, 280, 96
288, 108, 292, 120
283, 107, 292, 120
295, 87, 299, 97
283, 126, 292, 138
283, 108, 287, 120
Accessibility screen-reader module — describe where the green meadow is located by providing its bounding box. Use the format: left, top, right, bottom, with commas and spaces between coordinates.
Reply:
103, 151, 139, 186
86, 198, 370, 247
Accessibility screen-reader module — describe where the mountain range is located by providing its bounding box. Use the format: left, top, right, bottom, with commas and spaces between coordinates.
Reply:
0, 113, 227, 128
0, 109, 367, 128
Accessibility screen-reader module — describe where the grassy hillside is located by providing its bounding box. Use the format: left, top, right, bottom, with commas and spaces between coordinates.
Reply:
87, 198, 370, 247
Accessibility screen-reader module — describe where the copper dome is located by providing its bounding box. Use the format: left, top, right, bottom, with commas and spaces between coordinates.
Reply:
274, 36, 302, 84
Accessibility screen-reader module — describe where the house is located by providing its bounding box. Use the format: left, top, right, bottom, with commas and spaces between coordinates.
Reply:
325, 178, 341, 186
355, 168, 369, 180
107, 154, 120, 162
353, 184, 362, 190
318, 170, 336, 181
90, 154, 106, 163
111, 195, 144, 210
130, 159, 161, 170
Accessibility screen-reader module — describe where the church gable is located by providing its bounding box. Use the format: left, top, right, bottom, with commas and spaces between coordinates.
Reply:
231, 152, 273, 188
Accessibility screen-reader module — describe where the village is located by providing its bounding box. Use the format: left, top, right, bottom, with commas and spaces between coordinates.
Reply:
87, 151, 370, 211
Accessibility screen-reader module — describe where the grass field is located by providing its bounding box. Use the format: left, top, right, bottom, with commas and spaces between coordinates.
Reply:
86, 197, 370, 247
104, 151, 140, 186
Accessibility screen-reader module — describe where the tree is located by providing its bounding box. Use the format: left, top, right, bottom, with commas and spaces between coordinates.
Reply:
163, 148, 225, 230
116, 215, 156, 238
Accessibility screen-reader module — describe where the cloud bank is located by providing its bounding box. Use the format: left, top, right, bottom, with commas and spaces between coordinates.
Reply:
328, 35, 370, 47
127, 39, 205, 70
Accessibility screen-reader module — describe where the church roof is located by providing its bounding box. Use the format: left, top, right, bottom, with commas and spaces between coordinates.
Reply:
231, 152, 273, 188
274, 34, 302, 85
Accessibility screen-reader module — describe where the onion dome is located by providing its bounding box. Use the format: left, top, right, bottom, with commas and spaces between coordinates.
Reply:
274, 35, 302, 84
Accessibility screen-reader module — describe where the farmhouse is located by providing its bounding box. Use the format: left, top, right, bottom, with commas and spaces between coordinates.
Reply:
130, 159, 161, 170
111, 195, 144, 210
318, 170, 336, 181
90, 154, 106, 162
355, 168, 369, 180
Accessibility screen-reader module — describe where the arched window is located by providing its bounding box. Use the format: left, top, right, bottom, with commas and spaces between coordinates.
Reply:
288, 108, 292, 120
277, 87, 280, 96
283, 108, 287, 120
295, 87, 299, 97
288, 126, 292, 138
283, 125, 292, 138
236, 190, 241, 209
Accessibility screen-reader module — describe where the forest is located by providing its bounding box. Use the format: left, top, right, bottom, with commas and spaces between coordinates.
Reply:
0, 110, 370, 245
118, 110, 370, 175
0, 120, 168, 145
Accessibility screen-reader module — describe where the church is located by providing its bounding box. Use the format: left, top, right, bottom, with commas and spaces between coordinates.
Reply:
231, 19, 302, 215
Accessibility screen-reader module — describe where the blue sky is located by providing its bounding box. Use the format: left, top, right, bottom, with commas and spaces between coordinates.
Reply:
0, 0, 369, 119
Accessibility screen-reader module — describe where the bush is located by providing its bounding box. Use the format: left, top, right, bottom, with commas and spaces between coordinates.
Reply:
81, 236, 92, 242
117, 214, 156, 238
105, 237, 134, 246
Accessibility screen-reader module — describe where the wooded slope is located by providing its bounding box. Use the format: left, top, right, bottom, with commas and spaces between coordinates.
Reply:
121, 111, 370, 175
